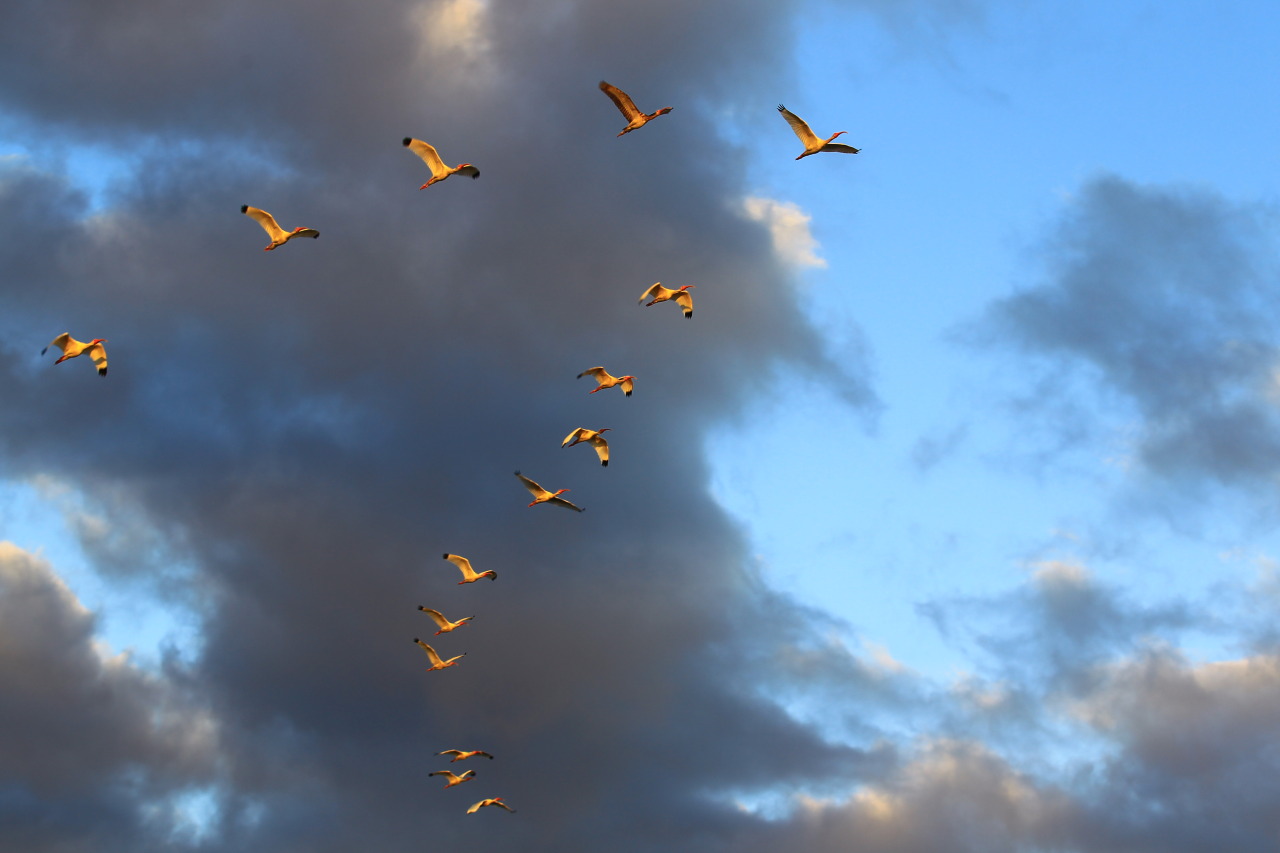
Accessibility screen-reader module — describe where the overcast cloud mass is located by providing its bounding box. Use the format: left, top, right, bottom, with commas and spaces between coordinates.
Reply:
3, 1, 1280, 852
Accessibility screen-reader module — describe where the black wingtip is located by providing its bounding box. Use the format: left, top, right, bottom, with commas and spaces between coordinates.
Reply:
402, 137, 412, 146
513, 470, 521, 476
413, 637, 421, 643
777, 104, 786, 111
240, 204, 249, 213
602, 460, 608, 467
442, 553, 449, 559
625, 391, 632, 397
417, 605, 426, 611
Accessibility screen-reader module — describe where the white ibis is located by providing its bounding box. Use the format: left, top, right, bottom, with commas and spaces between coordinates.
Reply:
240, 205, 319, 250
562, 427, 611, 467
514, 471, 584, 512
418, 607, 475, 634
442, 553, 497, 584
467, 797, 516, 814
777, 105, 860, 159
599, 81, 672, 136
429, 770, 476, 788
638, 282, 694, 318
577, 366, 633, 396
403, 137, 479, 188
42, 334, 107, 376
437, 749, 494, 763
414, 638, 465, 671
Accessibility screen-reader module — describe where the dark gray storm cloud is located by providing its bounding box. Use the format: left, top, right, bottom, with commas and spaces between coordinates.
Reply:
0, 1, 892, 850
974, 174, 1280, 499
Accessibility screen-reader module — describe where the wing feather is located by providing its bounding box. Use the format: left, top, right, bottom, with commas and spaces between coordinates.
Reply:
43, 332, 72, 356
599, 81, 641, 120
405, 138, 447, 177
777, 105, 819, 146
241, 205, 287, 241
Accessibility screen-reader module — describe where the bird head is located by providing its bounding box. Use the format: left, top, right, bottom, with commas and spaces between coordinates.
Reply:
832, 131, 848, 139
90, 339, 108, 345
657, 107, 673, 116
622, 376, 635, 382
554, 489, 570, 496
598, 428, 612, 434
292, 226, 307, 232
679, 285, 695, 291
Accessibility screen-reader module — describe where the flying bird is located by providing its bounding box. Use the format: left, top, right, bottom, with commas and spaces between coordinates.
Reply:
467, 797, 516, 814
562, 427, 611, 467
577, 366, 634, 396
418, 607, 475, 635
776, 105, 861, 159
638, 282, 694, 318
429, 770, 476, 788
42, 334, 108, 376
402, 137, 479, 188
442, 553, 497, 584
514, 471, 584, 512
414, 638, 465, 671
240, 204, 319, 250
437, 749, 494, 763
598, 81, 672, 136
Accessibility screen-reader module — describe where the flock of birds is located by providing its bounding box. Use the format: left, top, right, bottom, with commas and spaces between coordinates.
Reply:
38, 79, 857, 819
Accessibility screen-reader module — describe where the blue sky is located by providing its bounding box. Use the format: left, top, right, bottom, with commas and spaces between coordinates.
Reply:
4, 1, 1280, 851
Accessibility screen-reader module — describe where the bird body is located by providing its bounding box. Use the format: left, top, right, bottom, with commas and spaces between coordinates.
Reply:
577, 366, 634, 396
562, 427, 611, 466
429, 770, 476, 788
639, 282, 694, 318
403, 137, 479, 188
437, 749, 494, 763
776, 105, 860, 159
418, 607, 475, 634
599, 81, 672, 136
514, 471, 584, 512
467, 797, 516, 814
241, 205, 319, 250
414, 638, 465, 670
43, 334, 108, 376
442, 553, 497, 584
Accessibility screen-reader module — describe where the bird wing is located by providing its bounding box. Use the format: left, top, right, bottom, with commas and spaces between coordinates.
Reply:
620, 376, 634, 395
88, 342, 108, 376
599, 81, 641, 121
242, 205, 288, 241
674, 290, 693, 316
821, 143, 861, 154
467, 800, 485, 814
43, 332, 73, 356
443, 553, 475, 579
590, 435, 609, 465
549, 495, 585, 512
405, 138, 447, 177
514, 471, 551, 500
474, 751, 494, 759
293, 228, 320, 238
562, 427, 589, 447
638, 282, 667, 304
429, 771, 457, 780
414, 638, 444, 666
419, 608, 450, 629
577, 366, 613, 385
777, 105, 819, 147
493, 800, 516, 812
437, 749, 463, 758
457, 165, 480, 179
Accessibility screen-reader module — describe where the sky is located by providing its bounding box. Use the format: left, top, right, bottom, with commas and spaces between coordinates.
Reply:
3, 0, 1280, 851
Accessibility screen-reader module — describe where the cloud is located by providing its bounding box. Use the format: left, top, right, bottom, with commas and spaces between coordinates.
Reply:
973, 174, 1280, 500
0, 542, 221, 850
742, 196, 828, 269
